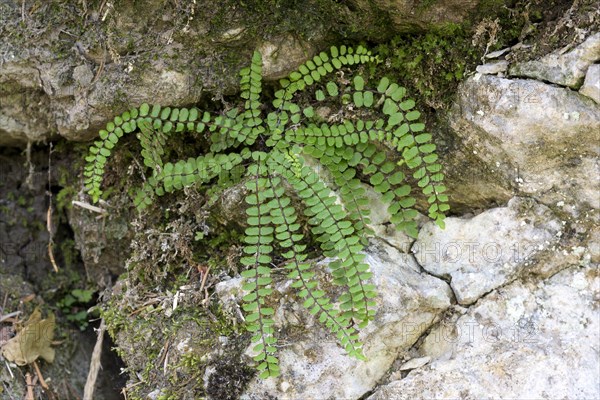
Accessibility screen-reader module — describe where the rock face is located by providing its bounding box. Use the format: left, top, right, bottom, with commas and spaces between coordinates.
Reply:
365, 27, 600, 400
509, 32, 600, 88
355, 0, 484, 31
0, 1, 324, 147
414, 197, 563, 305
448, 73, 600, 210
215, 239, 453, 400
2, 2, 598, 399
258, 36, 316, 80
67, 203, 133, 285
368, 264, 600, 400
0, 0, 504, 148
580, 63, 600, 103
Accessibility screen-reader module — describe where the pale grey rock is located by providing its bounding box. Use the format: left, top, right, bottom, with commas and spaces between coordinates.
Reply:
589, 225, 600, 263
580, 63, 600, 103
509, 32, 600, 88
258, 36, 314, 80
218, 27, 246, 42
484, 47, 510, 59
363, 184, 416, 252
0, 63, 53, 146
0, 54, 205, 146
399, 356, 431, 371
72, 64, 94, 87
214, 239, 453, 400
449, 74, 600, 210
475, 61, 508, 75
0, 4, 321, 147
368, 264, 600, 400
371, 223, 414, 253
414, 197, 562, 305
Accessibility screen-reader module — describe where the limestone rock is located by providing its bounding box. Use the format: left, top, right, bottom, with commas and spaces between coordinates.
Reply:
368, 264, 600, 400
67, 203, 133, 285
484, 47, 511, 59
414, 197, 562, 305
580, 63, 600, 104
509, 32, 600, 88
0, 63, 54, 146
475, 61, 508, 75
215, 239, 453, 400
0, 2, 323, 148
448, 74, 600, 210
258, 36, 314, 80
399, 356, 431, 371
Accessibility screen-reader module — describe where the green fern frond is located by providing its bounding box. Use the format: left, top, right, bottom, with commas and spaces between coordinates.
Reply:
82, 44, 450, 378
241, 158, 279, 379
133, 151, 248, 211
264, 169, 365, 358
302, 145, 373, 245
268, 149, 376, 327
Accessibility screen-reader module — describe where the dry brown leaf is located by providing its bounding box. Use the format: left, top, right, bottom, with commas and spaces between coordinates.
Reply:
1, 308, 55, 366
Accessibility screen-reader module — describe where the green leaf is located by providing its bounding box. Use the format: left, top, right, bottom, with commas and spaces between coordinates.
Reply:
383, 99, 398, 115
353, 92, 364, 107
391, 86, 406, 102
399, 99, 415, 111
394, 185, 411, 197
423, 154, 438, 163
406, 110, 421, 121
370, 172, 384, 186
377, 77, 390, 93
326, 81, 339, 96
150, 104, 161, 118
415, 133, 432, 143
388, 113, 403, 127
419, 144, 436, 153
363, 91, 374, 107
403, 146, 418, 161
354, 76, 365, 91
139, 103, 150, 116
389, 171, 405, 185
160, 107, 171, 120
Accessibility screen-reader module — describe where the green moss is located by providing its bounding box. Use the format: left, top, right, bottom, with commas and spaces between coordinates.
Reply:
372, 24, 479, 110
371, 9, 527, 111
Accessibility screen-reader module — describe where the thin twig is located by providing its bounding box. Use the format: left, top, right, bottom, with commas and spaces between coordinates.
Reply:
1, 293, 7, 309
33, 360, 49, 390
199, 265, 210, 295
4, 359, 14, 379
25, 373, 34, 400
83, 319, 106, 400
24, 141, 34, 190
71, 201, 108, 215
0, 311, 22, 323
47, 142, 59, 273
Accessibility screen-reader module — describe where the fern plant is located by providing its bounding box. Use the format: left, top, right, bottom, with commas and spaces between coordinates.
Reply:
83, 45, 448, 379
